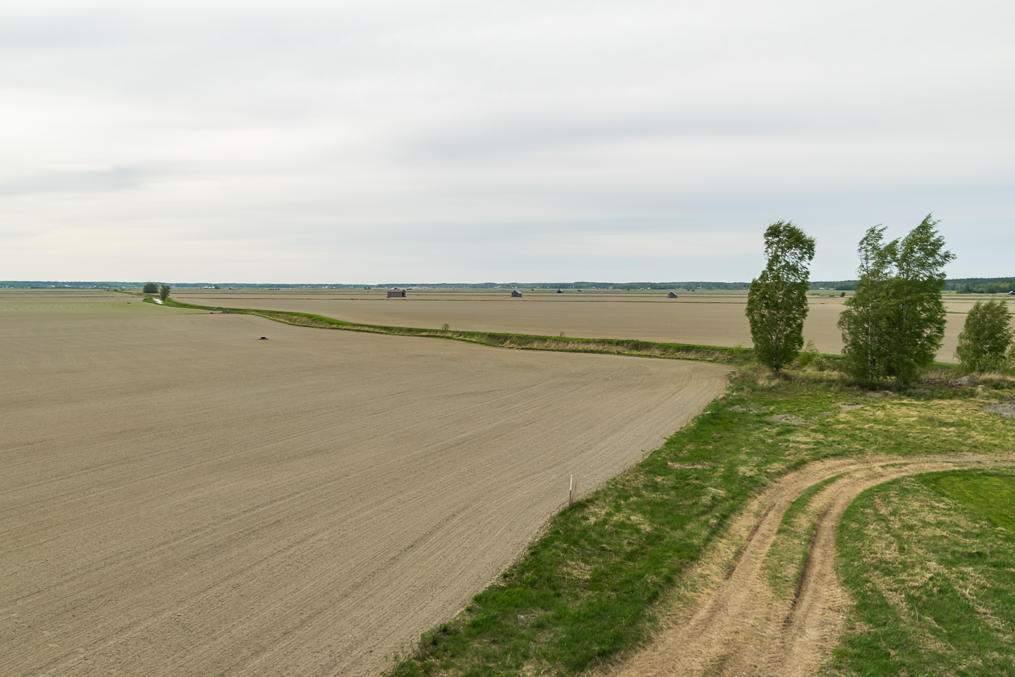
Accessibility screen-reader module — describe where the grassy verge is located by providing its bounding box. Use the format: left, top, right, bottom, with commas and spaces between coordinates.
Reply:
157, 297, 755, 366
763, 473, 845, 598
828, 470, 1015, 676
388, 368, 1014, 676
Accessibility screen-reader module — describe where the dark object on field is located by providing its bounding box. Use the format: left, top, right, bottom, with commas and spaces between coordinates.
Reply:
259, 336, 268, 340
556, 289, 563, 294
387, 288, 407, 298
511, 290, 523, 297
221, 309, 233, 314
1009, 290, 1015, 295
668, 291, 679, 298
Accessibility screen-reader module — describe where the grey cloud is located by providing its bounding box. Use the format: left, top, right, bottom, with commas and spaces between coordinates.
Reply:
0, 1, 1012, 282
0, 166, 156, 196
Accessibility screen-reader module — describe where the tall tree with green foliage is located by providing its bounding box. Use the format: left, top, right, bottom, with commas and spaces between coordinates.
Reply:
746, 221, 816, 373
839, 215, 955, 387
956, 300, 1013, 373
142, 282, 158, 294
159, 284, 171, 302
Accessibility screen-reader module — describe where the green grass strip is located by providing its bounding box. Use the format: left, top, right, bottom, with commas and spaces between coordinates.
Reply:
158, 297, 757, 366
764, 473, 845, 598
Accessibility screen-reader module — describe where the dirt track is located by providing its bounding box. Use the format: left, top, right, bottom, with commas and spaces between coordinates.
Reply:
607, 453, 1015, 677
0, 294, 728, 676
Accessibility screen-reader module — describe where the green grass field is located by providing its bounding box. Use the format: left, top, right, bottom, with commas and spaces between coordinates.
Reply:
829, 470, 1015, 676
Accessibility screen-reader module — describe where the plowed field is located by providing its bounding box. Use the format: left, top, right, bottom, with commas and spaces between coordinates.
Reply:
1, 291, 727, 675
175, 290, 1013, 362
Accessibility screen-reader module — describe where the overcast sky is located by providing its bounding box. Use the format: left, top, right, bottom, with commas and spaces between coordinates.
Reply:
1, 1, 1012, 283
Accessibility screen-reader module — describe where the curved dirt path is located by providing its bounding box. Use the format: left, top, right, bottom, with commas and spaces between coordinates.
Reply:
607, 452, 1015, 677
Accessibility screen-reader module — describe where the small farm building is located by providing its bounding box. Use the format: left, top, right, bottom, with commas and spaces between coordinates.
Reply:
387, 288, 407, 298
511, 290, 523, 297
668, 291, 679, 298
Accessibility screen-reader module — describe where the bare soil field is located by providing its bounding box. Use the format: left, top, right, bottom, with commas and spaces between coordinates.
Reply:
0, 291, 727, 676
175, 290, 1014, 362
606, 453, 1015, 677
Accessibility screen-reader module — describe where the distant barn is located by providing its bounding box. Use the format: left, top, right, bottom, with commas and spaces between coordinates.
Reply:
511, 290, 523, 297
387, 288, 406, 298
668, 291, 679, 298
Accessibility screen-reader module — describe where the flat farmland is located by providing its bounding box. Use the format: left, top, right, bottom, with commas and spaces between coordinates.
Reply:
0, 291, 728, 676
175, 290, 1015, 362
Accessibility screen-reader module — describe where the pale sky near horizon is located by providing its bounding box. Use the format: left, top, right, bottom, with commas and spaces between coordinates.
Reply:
1, 1, 1012, 283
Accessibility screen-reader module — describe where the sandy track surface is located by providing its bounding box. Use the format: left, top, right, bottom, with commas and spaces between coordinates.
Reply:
1, 301, 727, 676
175, 291, 1002, 361
607, 453, 1015, 677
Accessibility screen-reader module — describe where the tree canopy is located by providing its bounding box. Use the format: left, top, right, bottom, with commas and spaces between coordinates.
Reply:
956, 300, 1013, 374
839, 215, 955, 387
745, 221, 816, 373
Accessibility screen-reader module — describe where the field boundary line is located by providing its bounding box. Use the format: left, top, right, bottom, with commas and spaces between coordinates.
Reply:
155, 297, 761, 365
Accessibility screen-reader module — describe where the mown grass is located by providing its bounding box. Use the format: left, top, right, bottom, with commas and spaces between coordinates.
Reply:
923, 471, 1015, 532
828, 470, 1015, 676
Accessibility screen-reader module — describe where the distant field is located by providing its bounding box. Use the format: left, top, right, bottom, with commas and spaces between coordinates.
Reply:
175, 289, 1015, 362
0, 289, 204, 316
0, 290, 727, 676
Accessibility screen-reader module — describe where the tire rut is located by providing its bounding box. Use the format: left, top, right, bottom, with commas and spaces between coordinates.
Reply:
606, 453, 1015, 677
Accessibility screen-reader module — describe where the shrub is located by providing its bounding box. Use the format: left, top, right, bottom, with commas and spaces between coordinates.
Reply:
957, 300, 1013, 374
796, 340, 820, 368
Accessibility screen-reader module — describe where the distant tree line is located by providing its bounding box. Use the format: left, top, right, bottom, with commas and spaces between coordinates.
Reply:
944, 278, 1015, 294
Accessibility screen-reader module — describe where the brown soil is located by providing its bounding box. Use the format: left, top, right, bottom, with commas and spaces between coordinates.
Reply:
0, 292, 728, 676
175, 290, 1011, 361
605, 453, 1015, 677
